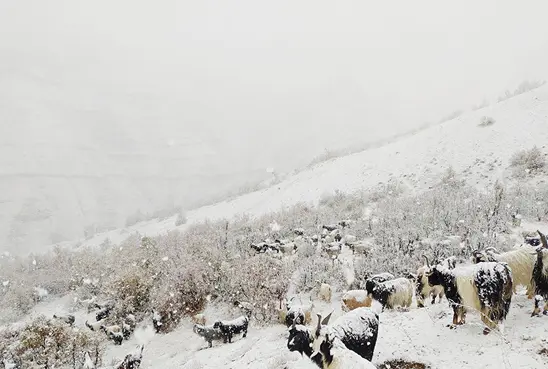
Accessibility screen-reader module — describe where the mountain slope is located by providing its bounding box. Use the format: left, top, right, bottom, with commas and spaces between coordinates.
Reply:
73, 84, 548, 250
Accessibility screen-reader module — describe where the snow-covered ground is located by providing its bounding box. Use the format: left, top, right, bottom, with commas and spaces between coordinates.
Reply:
57, 84, 548, 252
17, 288, 548, 369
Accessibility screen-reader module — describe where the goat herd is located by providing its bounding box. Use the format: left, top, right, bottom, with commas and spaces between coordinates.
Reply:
189, 230, 548, 369
44, 227, 548, 368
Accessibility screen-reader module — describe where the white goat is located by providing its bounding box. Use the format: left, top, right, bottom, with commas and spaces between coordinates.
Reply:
317, 282, 332, 303
472, 244, 536, 298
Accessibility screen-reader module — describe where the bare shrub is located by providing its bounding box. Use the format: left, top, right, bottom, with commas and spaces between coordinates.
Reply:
498, 80, 546, 102
175, 211, 187, 226
378, 360, 431, 369
292, 256, 345, 293
510, 147, 546, 176
13, 315, 105, 368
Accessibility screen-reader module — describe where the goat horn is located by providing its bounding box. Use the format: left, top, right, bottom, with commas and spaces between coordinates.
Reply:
538, 230, 548, 249
422, 255, 430, 268
484, 246, 497, 253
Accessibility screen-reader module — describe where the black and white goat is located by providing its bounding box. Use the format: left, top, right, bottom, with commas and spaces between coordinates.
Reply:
531, 230, 548, 316
53, 314, 75, 326
364, 277, 413, 310
287, 308, 379, 362
193, 324, 224, 348
283, 296, 314, 327
426, 261, 513, 334
95, 303, 113, 321
472, 243, 536, 299
213, 316, 249, 343
413, 256, 456, 308
310, 333, 377, 369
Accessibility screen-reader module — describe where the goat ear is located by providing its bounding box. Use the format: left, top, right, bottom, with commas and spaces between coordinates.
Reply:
315, 314, 322, 336
321, 310, 333, 326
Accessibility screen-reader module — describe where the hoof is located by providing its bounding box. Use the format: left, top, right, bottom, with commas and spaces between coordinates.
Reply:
483, 328, 491, 335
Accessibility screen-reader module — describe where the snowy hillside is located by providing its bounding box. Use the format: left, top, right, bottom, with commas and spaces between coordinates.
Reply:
3, 86, 548, 369
73, 84, 548, 251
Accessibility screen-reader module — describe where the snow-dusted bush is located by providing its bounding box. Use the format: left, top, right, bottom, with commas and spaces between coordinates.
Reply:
5, 315, 106, 369
510, 147, 546, 176
478, 116, 495, 127
498, 80, 546, 102
292, 256, 345, 293
150, 261, 210, 333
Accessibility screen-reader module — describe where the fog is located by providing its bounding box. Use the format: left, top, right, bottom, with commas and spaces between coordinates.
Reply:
1, 0, 547, 253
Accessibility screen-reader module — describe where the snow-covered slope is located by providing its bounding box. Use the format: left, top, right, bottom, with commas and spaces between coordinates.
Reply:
71, 85, 548, 251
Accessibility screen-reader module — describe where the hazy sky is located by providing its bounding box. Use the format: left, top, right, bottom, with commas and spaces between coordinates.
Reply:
2, 0, 547, 170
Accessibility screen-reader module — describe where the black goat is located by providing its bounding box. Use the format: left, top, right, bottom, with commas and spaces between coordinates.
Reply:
531, 230, 548, 316
53, 314, 75, 326
193, 324, 224, 348
213, 316, 249, 343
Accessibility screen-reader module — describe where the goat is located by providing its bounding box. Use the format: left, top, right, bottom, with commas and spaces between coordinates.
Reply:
101, 324, 123, 345
471, 243, 536, 299
294, 228, 305, 236
283, 296, 314, 327
338, 220, 354, 228
53, 314, 75, 326
341, 234, 357, 246
191, 313, 206, 325
114, 345, 144, 369
310, 334, 377, 369
121, 321, 133, 340
152, 309, 162, 333
347, 272, 394, 307
426, 261, 513, 334
322, 224, 338, 232
213, 316, 249, 343
413, 255, 455, 308
323, 242, 342, 260
96, 304, 113, 321
365, 277, 413, 311
341, 290, 370, 311
531, 230, 548, 316
193, 324, 224, 348
85, 319, 104, 332
317, 282, 332, 303
233, 300, 253, 317
287, 308, 379, 362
